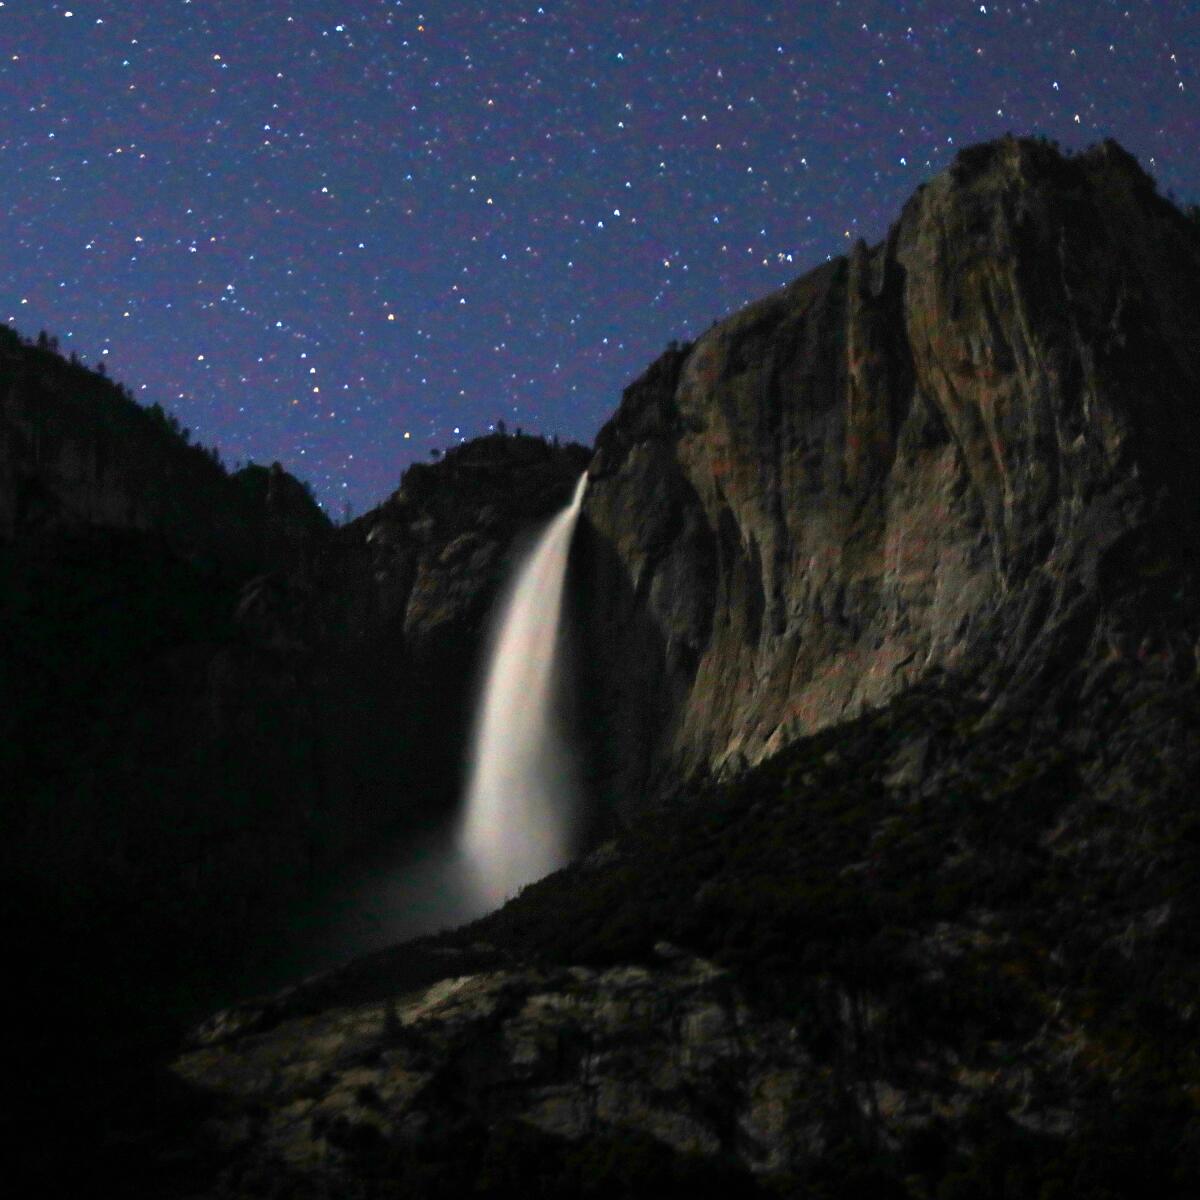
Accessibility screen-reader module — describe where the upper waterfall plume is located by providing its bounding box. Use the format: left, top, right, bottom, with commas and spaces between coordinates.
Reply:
459, 473, 588, 905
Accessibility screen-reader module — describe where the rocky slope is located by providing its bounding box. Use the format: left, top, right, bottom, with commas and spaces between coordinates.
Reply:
578, 135, 1200, 808
0, 329, 326, 571
168, 639, 1200, 1198
1, 330, 331, 941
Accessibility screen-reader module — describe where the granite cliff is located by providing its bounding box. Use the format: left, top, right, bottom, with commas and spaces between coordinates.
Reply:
578, 135, 1200, 807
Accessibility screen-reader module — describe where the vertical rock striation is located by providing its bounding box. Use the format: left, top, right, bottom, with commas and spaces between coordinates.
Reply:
580, 137, 1200, 807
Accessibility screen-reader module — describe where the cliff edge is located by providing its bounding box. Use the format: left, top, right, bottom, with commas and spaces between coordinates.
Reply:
580, 136, 1200, 806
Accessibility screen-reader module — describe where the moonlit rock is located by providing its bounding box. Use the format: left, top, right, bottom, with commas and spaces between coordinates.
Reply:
459, 473, 587, 907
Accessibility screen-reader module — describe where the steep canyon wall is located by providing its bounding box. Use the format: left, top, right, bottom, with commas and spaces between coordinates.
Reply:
579, 137, 1200, 808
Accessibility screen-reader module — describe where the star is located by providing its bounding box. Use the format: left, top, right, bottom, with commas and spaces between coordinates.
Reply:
0, 1, 1195, 513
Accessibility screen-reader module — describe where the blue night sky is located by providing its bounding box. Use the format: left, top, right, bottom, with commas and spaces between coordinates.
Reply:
1, 1, 1197, 513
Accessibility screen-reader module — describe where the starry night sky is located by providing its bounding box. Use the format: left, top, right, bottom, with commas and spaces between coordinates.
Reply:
2, 1, 1197, 514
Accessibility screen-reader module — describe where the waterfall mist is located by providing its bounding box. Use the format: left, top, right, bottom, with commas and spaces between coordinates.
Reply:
459, 473, 588, 906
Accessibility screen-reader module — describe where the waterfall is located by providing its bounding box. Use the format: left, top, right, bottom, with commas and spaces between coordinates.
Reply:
458, 473, 588, 906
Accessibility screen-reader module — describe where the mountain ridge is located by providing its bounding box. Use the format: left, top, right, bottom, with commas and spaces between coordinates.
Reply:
577, 134, 1200, 811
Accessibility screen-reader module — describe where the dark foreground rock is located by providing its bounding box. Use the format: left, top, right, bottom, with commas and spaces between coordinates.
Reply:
169, 639, 1200, 1197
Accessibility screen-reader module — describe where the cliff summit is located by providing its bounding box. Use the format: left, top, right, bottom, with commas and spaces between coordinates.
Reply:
579, 134, 1200, 806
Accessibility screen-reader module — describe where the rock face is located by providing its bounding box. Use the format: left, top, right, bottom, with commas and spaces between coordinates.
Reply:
176, 949, 823, 1186
0, 333, 332, 947
579, 136, 1200, 807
